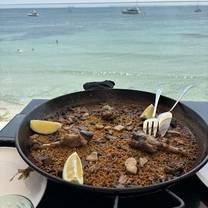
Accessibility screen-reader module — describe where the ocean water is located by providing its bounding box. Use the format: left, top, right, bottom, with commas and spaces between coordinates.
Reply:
0, 6, 208, 121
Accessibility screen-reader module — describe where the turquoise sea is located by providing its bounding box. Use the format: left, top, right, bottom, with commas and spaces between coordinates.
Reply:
0, 5, 208, 121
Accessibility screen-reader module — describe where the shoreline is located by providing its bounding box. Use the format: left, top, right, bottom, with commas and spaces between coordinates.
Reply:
0, 121, 8, 131
0, 100, 24, 123
0, 100, 25, 130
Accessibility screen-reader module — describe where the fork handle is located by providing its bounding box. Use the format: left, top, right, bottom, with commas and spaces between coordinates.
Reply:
152, 88, 162, 118
169, 85, 194, 112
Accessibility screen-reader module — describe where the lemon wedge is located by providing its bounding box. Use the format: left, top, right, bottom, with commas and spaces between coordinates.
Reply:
140, 104, 154, 119
30, 120, 62, 135
63, 152, 83, 184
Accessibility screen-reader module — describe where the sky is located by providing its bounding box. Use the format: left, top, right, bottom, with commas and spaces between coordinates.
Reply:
0, 0, 208, 8
1, 0, 208, 4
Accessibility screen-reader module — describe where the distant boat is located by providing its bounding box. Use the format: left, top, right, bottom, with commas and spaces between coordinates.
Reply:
27, 10, 39, 17
122, 7, 142, 15
194, 7, 202, 13
194, 3, 202, 13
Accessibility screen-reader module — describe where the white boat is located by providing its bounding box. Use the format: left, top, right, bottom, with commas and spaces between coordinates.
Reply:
122, 7, 141, 15
27, 10, 39, 17
194, 2, 202, 13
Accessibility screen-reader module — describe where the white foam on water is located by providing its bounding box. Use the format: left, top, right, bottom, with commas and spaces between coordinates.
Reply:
0, 101, 24, 123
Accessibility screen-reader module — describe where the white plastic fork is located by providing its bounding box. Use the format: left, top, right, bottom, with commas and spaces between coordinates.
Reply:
158, 85, 194, 137
143, 88, 162, 137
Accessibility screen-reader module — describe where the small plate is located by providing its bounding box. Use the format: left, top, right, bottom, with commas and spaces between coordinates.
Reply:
0, 147, 47, 207
197, 163, 208, 188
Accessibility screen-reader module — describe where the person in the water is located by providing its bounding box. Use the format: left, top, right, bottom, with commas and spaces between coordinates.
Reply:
17, 49, 23, 53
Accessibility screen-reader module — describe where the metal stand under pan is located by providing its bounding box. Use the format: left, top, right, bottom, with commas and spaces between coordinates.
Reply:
113, 188, 185, 208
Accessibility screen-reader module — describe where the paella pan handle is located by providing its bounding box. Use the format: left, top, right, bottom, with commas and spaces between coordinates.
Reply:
0, 114, 26, 147
83, 80, 115, 91
112, 189, 185, 208
164, 189, 185, 208
0, 137, 15, 147
113, 195, 119, 208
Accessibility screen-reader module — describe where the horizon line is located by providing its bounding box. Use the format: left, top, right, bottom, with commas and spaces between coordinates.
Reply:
1, 0, 208, 5
1, 1, 208, 8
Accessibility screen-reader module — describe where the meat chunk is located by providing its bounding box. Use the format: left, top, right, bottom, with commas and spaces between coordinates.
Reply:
139, 157, 148, 167
130, 132, 158, 153
86, 152, 98, 161
114, 125, 125, 131
101, 110, 115, 121
38, 155, 53, 165
118, 174, 128, 185
38, 133, 88, 149
101, 105, 115, 121
130, 131, 186, 155
79, 130, 94, 141
95, 124, 104, 130
102, 105, 113, 111
164, 162, 184, 176
125, 157, 137, 174
61, 133, 87, 147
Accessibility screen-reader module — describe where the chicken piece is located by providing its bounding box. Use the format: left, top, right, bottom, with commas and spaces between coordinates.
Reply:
130, 131, 186, 155
130, 132, 157, 153
164, 162, 184, 176
61, 133, 87, 147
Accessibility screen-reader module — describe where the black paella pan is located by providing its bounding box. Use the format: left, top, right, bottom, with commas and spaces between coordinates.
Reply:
15, 81, 208, 196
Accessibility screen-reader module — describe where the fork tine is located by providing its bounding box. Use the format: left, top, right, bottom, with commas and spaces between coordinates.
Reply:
153, 120, 158, 137
144, 119, 159, 137
148, 121, 153, 136
143, 120, 147, 134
